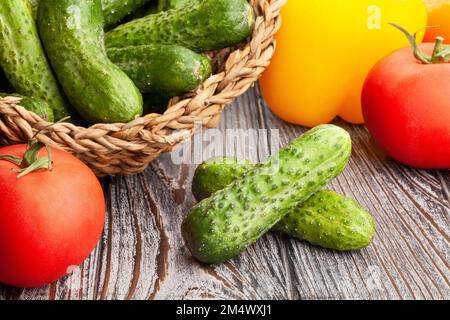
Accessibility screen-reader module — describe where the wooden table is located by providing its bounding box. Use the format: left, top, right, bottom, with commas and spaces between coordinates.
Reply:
1, 86, 449, 300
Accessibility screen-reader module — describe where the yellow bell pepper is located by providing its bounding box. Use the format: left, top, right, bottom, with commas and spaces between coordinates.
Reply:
259, 0, 427, 127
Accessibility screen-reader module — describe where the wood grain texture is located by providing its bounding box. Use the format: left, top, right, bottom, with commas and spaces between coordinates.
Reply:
0, 86, 449, 300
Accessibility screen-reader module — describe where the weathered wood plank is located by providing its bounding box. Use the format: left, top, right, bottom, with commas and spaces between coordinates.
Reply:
0, 86, 448, 300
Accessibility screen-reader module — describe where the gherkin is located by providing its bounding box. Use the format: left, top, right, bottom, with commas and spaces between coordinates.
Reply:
29, 0, 151, 28
0, 93, 54, 122
0, 0, 70, 120
105, 0, 255, 52
37, 0, 143, 124
182, 125, 353, 264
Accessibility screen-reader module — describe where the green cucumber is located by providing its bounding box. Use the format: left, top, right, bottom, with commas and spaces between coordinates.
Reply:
0, 93, 54, 122
192, 156, 376, 251
127, 1, 160, 20
30, 0, 152, 28
105, 0, 255, 52
102, 0, 152, 28
182, 125, 352, 263
157, 0, 190, 11
37, 0, 143, 124
0, 0, 70, 120
192, 157, 253, 202
107, 44, 212, 97
273, 191, 375, 251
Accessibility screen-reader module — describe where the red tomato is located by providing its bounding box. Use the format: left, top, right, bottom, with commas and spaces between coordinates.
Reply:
0, 145, 105, 288
362, 44, 450, 168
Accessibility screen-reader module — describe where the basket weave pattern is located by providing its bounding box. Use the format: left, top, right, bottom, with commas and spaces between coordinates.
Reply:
0, 0, 284, 176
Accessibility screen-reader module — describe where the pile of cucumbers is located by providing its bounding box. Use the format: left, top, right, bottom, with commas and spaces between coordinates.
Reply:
0, 0, 255, 124
183, 125, 376, 264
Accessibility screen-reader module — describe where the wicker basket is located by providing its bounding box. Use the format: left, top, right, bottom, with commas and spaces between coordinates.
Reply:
0, 0, 284, 177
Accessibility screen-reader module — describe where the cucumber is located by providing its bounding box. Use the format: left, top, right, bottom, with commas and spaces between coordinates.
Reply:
273, 191, 375, 251
192, 156, 376, 251
182, 125, 352, 263
107, 44, 212, 97
0, 93, 54, 122
102, 0, 152, 28
37, 0, 143, 124
29, 0, 151, 28
127, 1, 160, 20
192, 157, 253, 201
105, 0, 255, 52
158, 0, 190, 10
0, 0, 70, 120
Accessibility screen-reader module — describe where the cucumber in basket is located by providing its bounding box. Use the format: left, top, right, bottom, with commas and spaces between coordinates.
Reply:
0, 93, 54, 122
192, 156, 376, 251
30, 0, 151, 28
157, 0, 190, 11
105, 0, 255, 52
0, 0, 70, 120
37, 0, 143, 124
182, 125, 353, 263
107, 45, 212, 97
102, 0, 152, 28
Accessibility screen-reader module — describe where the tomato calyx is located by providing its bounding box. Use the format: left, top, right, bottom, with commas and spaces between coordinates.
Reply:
391, 23, 450, 64
0, 116, 71, 178
0, 139, 53, 178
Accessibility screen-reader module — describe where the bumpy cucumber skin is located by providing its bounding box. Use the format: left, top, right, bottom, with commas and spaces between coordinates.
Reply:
105, 0, 255, 52
37, 0, 143, 124
273, 191, 375, 251
193, 156, 375, 251
158, 0, 190, 10
30, 0, 150, 27
0, 93, 54, 122
102, 0, 151, 28
182, 125, 352, 264
107, 45, 212, 97
0, 0, 70, 120
192, 157, 253, 201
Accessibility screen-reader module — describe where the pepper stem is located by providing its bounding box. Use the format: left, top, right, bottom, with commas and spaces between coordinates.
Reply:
390, 23, 450, 64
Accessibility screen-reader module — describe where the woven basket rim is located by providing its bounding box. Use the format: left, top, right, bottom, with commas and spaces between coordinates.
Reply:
0, 0, 285, 176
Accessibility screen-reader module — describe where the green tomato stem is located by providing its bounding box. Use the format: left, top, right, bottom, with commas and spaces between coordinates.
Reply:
431, 36, 444, 62
0, 155, 22, 165
0, 114, 69, 177
14, 155, 52, 178
0, 140, 53, 179
390, 23, 450, 64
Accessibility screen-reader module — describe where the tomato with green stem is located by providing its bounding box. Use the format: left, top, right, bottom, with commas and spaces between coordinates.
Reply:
362, 24, 450, 169
0, 135, 105, 288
